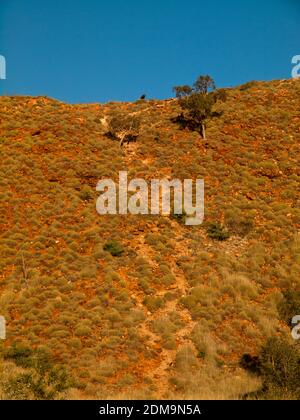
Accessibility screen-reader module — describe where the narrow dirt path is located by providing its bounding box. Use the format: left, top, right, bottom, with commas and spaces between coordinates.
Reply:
128, 234, 197, 398
121, 141, 198, 398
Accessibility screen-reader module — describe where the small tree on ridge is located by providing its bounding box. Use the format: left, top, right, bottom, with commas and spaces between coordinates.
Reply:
173, 75, 226, 139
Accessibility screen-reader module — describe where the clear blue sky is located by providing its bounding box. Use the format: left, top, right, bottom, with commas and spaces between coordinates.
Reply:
0, 0, 299, 103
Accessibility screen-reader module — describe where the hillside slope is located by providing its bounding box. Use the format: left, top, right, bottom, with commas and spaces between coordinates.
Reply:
0, 79, 300, 399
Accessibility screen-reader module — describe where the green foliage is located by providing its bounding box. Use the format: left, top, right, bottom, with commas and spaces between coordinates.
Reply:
207, 223, 230, 241
241, 337, 300, 400
278, 290, 300, 326
3, 368, 70, 400
103, 240, 124, 257
143, 296, 164, 312
4, 345, 34, 369
1, 80, 300, 400
74, 325, 92, 337
172, 210, 188, 224
79, 185, 94, 201
225, 209, 254, 237
173, 75, 226, 138
260, 338, 300, 395
107, 111, 141, 146
3, 344, 71, 400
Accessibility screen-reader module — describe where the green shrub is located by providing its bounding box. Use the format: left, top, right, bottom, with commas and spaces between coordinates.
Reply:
74, 325, 92, 337
143, 296, 164, 312
2, 365, 70, 400
175, 346, 199, 372
4, 344, 34, 369
278, 290, 300, 326
3, 344, 71, 400
78, 185, 94, 201
207, 223, 230, 241
103, 240, 124, 257
172, 210, 188, 225
225, 209, 254, 237
241, 337, 300, 400
259, 338, 300, 395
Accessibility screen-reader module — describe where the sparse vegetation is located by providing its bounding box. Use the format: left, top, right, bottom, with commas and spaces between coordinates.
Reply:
278, 290, 300, 326
1, 79, 300, 399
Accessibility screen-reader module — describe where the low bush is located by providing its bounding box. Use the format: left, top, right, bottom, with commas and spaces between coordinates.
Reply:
79, 185, 94, 201
278, 290, 300, 326
103, 240, 124, 257
225, 209, 254, 237
143, 296, 164, 312
3, 344, 71, 400
207, 223, 230, 241
241, 337, 300, 400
